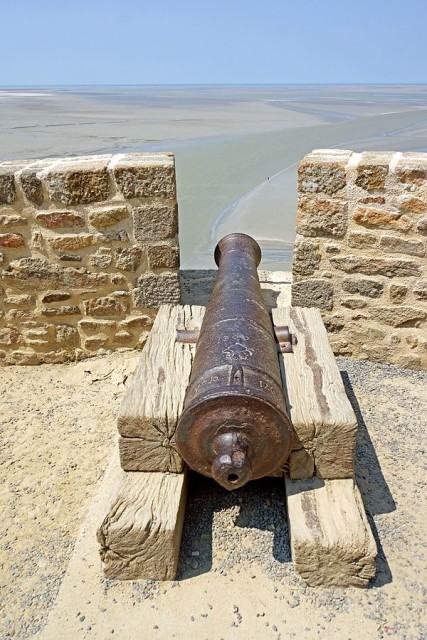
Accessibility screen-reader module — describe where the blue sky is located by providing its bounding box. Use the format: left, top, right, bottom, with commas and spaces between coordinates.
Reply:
1, 0, 426, 85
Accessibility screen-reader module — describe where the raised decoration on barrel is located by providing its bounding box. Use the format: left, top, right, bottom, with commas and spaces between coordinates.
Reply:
176, 233, 294, 490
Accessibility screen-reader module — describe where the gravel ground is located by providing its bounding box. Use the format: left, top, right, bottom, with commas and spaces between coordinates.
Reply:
1, 352, 426, 639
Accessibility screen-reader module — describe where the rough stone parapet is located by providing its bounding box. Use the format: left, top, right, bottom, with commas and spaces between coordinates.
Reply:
292, 150, 427, 370
0, 153, 180, 365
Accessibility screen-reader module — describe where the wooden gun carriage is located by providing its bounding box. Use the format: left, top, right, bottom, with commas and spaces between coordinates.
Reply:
97, 234, 377, 587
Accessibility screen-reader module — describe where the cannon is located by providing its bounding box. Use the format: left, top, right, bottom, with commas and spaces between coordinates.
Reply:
101, 232, 376, 586
175, 233, 295, 490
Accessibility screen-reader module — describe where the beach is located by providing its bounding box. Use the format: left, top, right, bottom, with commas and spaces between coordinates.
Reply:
1, 84, 427, 268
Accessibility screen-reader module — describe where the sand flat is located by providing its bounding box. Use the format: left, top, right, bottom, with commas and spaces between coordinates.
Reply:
1, 85, 427, 267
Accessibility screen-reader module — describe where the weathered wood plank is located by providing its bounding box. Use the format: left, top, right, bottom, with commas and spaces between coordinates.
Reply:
285, 476, 377, 587
97, 464, 188, 580
273, 306, 357, 479
117, 304, 204, 472
119, 304, 357, 479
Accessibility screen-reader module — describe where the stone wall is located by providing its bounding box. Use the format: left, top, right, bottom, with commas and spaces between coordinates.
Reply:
0, 153, 180, 365
292, 149, 427, 370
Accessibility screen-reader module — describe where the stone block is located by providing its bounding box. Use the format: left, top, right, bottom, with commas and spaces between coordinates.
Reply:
0, 233, 25, 248
413, 280, 427, 300
48, 234, 98, 251
328, 338, 353, 356
396, 354, 422, 370
41, 305, 81, 317
6, 350, 39, 365
291, 279, 334, 310
0, 170, 16, 204
292, 238, 320, 276
323, 314, 345, 333
29, 231, 44, 250
35, 211, 85, 229
43, 157, 111, 205
356, 159, 389, 191
0, 327, 22, 346
298, 158, 347, 195
113, 330, 133, 342
132, 202, 177, 241
113, 153, 176, 199
325, 243, 340, 254
416, 218, 427, 235
347, 231, 379, 249
398, 196, 427, 216
358, 196, 385, 205
2, 257, 109, 289
41, 291, 71, 303
0, 215, 28, 227
359, 344, 393, 363
356, 151, 394, 191
147, 243, 180, 269
396, 158, 427, 185
353, 206, 412, 232
389, 284, 408, 303
6, 309, 36, 321
370, 306, 426, 327
79, 319, 117, 331
19, 167, 44, 205
330, 255, 421, 277
115, 247, 142, 271
135, 272, 181, 308
379, 234, 425, 256
84, 334, 109, 349
119, 315, 153, 331
90, 248, 113, 268
341, 297, 367, 309
88, 205, 129, 228
342, 277, 384, 298
58, 254, 83, 262
297, 197, 347, 237
99, 230, 129, 242
347, 326, 386, 342
84, 296, 128, 317
111, 273, 127, 285
55, 324, 79, 346
3, 294, 33, 306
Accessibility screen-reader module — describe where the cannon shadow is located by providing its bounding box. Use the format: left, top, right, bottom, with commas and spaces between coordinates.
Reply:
177, 472, 290, 580
340, 370, 395, 588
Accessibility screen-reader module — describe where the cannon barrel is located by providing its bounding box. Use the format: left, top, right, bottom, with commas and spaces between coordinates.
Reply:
176, 233, 293, 490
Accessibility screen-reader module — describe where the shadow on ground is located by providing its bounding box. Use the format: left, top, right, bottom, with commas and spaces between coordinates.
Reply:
177, 473, 290, 580
341, 371, 395, 588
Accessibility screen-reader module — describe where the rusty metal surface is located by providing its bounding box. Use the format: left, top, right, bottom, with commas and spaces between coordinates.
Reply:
176, 233, 294, 490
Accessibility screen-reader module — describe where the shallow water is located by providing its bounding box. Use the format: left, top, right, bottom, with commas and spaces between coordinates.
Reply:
1, 84, 426, 268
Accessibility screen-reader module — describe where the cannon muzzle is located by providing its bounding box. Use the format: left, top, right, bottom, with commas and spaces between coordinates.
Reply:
176, 233, 293, 490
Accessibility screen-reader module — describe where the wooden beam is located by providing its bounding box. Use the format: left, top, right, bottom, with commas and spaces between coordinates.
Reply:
273, 306, 357, 479
285, 476, 377, 587
117, 304, 204, 472
97, 462, 187, 580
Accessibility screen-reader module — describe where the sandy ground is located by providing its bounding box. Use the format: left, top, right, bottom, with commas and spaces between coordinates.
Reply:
1, 320, 426, 638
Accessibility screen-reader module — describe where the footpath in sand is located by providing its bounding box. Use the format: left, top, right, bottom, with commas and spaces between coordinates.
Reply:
1, 282, 426, 639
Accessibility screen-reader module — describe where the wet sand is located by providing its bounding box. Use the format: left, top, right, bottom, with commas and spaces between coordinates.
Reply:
1, 84, 427, 268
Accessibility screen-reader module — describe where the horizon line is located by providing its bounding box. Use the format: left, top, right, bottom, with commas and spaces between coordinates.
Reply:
1, 82, 427, 89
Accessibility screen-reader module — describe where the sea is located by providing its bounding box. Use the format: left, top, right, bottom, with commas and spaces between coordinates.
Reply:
1, 84, 426, 269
